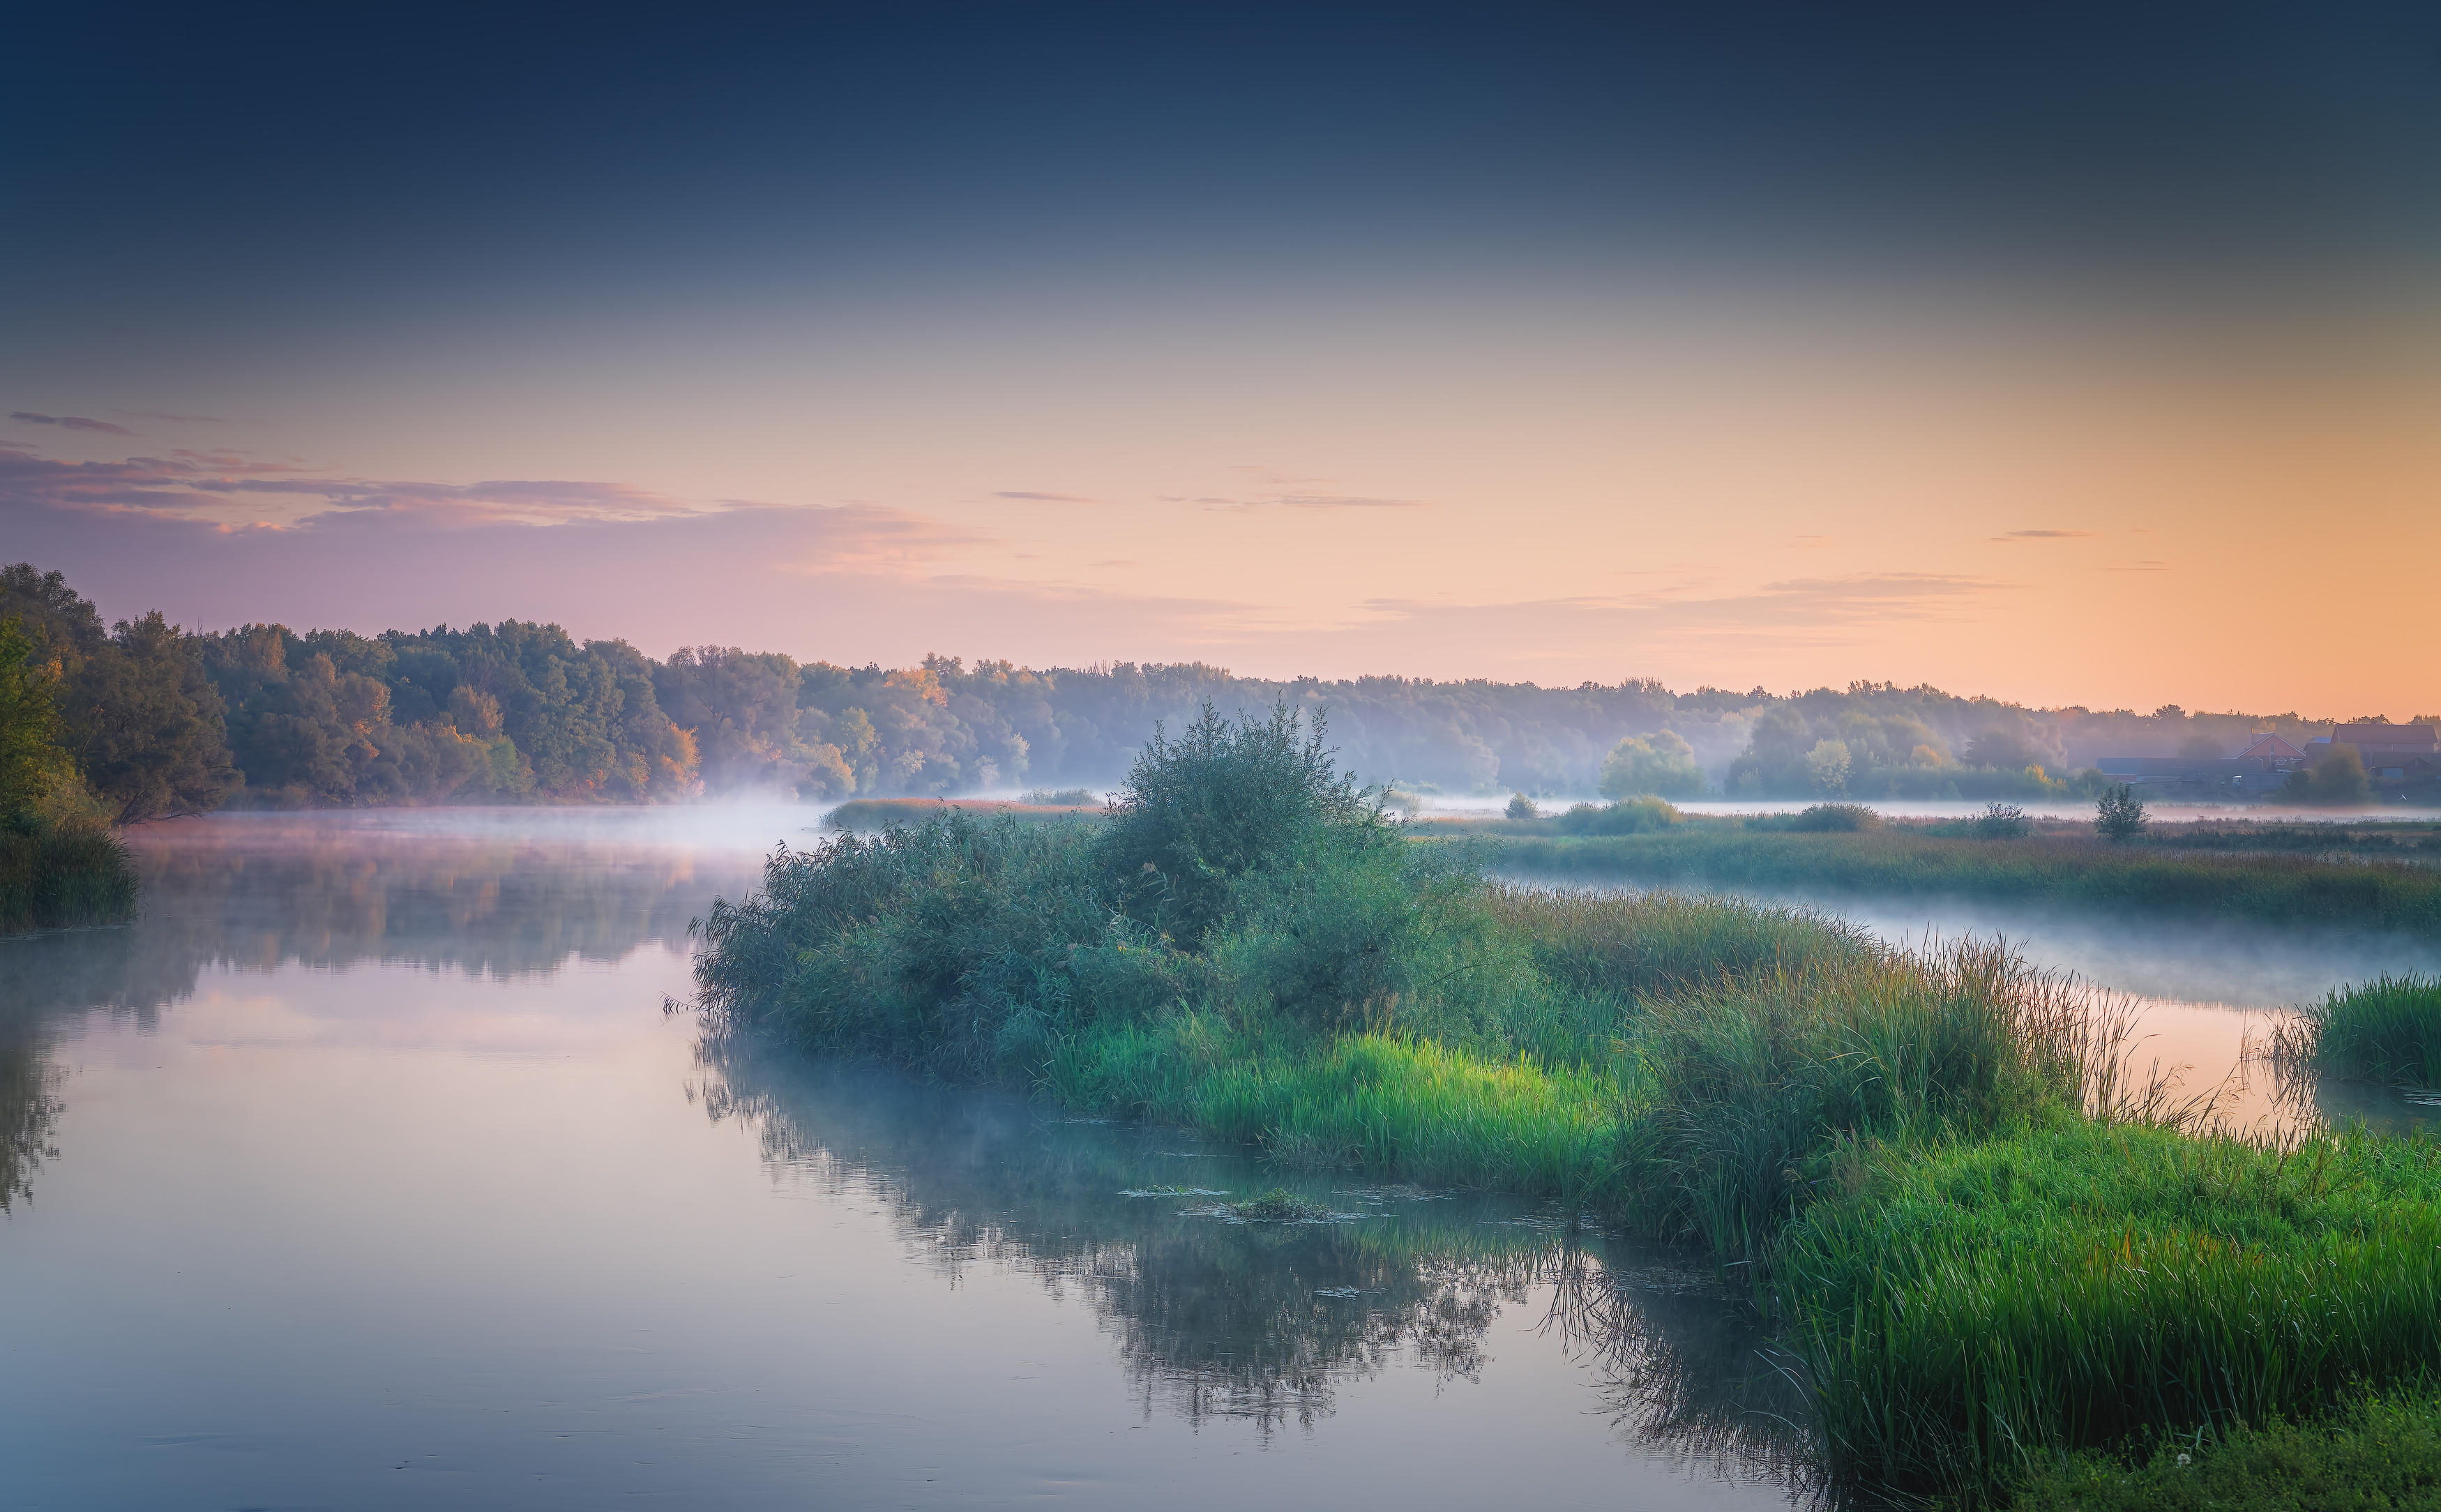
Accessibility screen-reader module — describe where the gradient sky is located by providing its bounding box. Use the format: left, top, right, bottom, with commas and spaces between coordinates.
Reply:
6, 2, 2438, 713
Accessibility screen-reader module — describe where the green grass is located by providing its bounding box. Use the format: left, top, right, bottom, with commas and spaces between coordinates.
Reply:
2271, 974, 2441, 1089
1463, 826, 2441, 932
0, 824, 139, 933
1781, 1121, 2441, 1500
2009, 1386, 2441, 1511
697, 768, 2441, 1509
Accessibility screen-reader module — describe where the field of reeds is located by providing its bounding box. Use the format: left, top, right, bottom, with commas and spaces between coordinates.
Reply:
691, 707, 2441, 1506
2267, 973, 2441, 1089
0, 824, 139, 934
1465, 824, 2441, 932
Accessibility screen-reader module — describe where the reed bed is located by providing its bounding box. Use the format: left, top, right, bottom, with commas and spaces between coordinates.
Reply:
0, 824, 139, 933
2267, 973, 2441, 1089
1469, 828, 2441, 933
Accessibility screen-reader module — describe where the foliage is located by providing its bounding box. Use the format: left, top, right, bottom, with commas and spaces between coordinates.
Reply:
1597, 730, 1707, 799
1097, 701, 1373, 945
2280, 743, 2374, 807
1748, 803, 1881, 833
2269, 974, 2441, 1089
0, 616, 75, 833
1555, 796, 1679, 836
1505, 792, 1537, 819
1970, 801, 2030, 838
2010, 1386, 2441, 1511
0, 565, 237, 821
1025, 787, 1098, 806
1783, 1122, 2441, 1499
2096, 783, 2148, 840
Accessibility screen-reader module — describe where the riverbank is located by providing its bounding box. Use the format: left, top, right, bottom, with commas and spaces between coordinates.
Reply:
0, 824, 139, 934
1453, 824, 2441, 933
693, 717, 2441, 1506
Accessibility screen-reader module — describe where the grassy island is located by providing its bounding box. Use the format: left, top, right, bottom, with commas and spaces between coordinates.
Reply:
695, 707, 2441, 1506
1453, 817, 2441, 934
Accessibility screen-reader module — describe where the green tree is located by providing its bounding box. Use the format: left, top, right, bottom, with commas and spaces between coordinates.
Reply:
0, 617, 76, 832
1504, 792, 1537, 819
1597, 730, 1707, 799
2095, 784, 2147, 841
1099, 701, 1371, 944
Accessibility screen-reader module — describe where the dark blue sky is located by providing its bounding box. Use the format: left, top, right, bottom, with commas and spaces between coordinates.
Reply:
5, 3, 2437, 711
12, 1, 2438, 328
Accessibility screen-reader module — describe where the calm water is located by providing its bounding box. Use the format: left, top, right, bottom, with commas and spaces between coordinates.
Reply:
2, 813, 1805, 1511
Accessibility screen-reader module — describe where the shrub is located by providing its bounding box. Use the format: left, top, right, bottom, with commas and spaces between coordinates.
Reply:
2096, 783, 2148, 840
1504, 792, 1537, 819
1024, 786, 1098, 806
1098, 701, 1373, 944
1970, 801, 2030, 839
1785, 802, 1880, 832
1555, 796, 1679, 836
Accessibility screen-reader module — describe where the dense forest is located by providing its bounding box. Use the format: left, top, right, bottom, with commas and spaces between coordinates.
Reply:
0, 561, 2423, 817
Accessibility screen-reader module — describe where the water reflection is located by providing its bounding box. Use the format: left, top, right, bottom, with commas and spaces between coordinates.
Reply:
0, 815, 763, 1209
692, 1037, 1815, 1488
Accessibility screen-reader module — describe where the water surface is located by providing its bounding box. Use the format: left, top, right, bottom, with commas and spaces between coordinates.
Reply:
3, 812, 1804, 1511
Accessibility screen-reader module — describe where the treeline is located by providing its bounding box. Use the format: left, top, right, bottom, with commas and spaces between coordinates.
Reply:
1, 560, 2421, 816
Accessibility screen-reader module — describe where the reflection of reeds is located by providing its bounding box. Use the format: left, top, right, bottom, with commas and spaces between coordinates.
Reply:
1541, 1249, 1827, 1502
0, 1037, 64, 1211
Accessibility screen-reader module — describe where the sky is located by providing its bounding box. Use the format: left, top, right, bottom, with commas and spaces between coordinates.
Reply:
6, 1, 2438, 716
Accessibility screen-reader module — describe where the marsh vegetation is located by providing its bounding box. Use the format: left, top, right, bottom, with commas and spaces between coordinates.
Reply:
693, 704, 2441, 1504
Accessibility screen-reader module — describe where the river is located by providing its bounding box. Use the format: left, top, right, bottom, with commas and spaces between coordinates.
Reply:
1, 812, 1805, 1511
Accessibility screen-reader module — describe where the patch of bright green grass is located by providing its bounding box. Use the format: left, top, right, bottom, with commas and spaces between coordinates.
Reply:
1780, 1121, 2441, 1501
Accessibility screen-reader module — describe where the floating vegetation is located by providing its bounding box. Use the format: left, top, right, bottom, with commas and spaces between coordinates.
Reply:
1118, 1185, 1227, 1197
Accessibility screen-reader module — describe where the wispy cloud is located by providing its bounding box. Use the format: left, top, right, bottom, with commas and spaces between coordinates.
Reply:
120, 410, 227, 424
2101, 559, 2172, 573
11, 411, 135, 436
1993, 529, 2099, 540
993, 490, 1098, 503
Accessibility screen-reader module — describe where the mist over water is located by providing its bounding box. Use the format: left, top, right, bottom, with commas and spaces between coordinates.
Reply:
1, 812, 1807, 1510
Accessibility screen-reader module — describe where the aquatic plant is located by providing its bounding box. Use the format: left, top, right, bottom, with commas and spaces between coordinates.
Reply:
2269, 973, 2441, 1089
0, 824, 139, 934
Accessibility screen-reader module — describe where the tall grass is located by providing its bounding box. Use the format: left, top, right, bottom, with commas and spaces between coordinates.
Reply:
1781, 1122, 2441, 1500
2268, 973, 2441, 1089
0, 824, 139, 933
1471, 826, 2441, 932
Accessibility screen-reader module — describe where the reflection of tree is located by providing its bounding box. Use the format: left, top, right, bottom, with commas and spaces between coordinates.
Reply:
693, 1034, 1821, 1491
0, 1036, 63, 1211
0, 819, 760, 1209
1, 824, 756, 1027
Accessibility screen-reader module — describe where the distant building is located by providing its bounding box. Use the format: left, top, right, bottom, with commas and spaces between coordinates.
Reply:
2328, 723, 2439, 780
2093, 755, 2291, 795
2237, 733, 2308, 767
